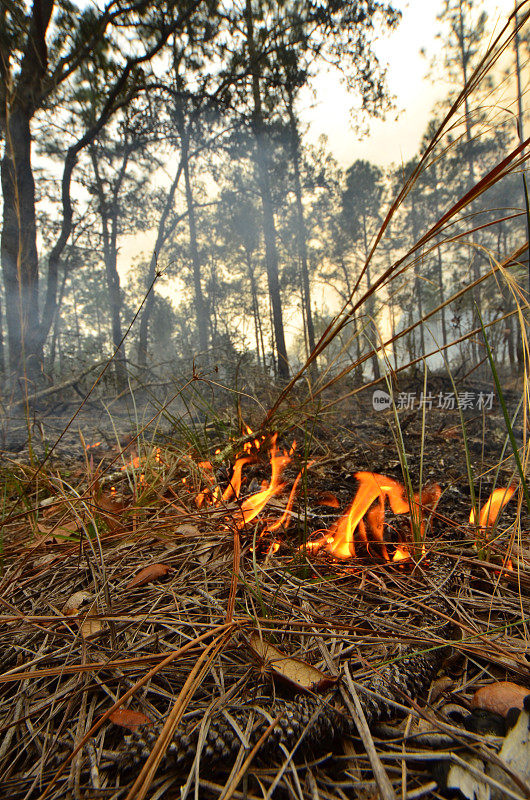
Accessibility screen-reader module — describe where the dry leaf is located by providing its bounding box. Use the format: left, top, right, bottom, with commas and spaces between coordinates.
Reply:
126, 563, 171, 589
97, 492, 127, 514
488, 696, 530, 800
429, 676, 454, 704
63, 590, 93, 615
109, 708, 151, 731
315, 491, 340, 508
175, 523, 200, 536
38, 521, 81, 539
472, 682, 530, 717
80, 618, 102, 639
249, 632, 336, 692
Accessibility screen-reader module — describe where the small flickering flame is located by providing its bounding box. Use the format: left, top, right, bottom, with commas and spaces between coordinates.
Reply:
221, 456, 254, 502
469, 486, 516, 528
266, 461, 314, 533
237, 434, 292, 527
120, 455, 141, 471
87, 441, 102, 449
324, 472, 440, 560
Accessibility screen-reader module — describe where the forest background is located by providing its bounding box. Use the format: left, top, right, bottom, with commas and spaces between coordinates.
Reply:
0, 0, 528, 404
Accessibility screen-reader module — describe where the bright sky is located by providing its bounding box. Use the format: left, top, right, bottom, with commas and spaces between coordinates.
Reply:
304, 0, 518, 167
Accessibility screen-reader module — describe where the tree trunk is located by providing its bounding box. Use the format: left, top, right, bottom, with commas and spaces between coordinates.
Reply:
457, 0, 481, 365
106, 218, 127, 389
138, 157, 184, 368
514, 0, 527, 375
1, 109, 42, 385
286, 90, 316, 375
0, 294, 5, 374
179, 122, 209, 359
362, 216, 380, 381
245, 249, 264, 369
90, 146, 128, 390
48, 263, 69, 374
244, 0, 289, 380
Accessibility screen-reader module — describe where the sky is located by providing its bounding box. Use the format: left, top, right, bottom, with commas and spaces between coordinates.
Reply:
303, 0, 518, 168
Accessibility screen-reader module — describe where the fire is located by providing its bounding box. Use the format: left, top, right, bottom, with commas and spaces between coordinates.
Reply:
237, 434, 292, 527
120, 455, 141, 471
221, 456, 254, 502
470, 486, 516, 529
324, 472, 440, 560
266, 461, 314, 533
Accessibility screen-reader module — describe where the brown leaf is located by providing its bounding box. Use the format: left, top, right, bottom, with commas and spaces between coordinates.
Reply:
429, 676, 454, 704
80, 617, 102, 639
96, 491, 127, 514
472, 682, 530, 717
109, 708, 151, 731
249, 633, 336, 693
126, 563, 171, 589
37, 521, 82, 540
315, 491, 340, 508
63, 590, 93, 615
175, 523, 200, 536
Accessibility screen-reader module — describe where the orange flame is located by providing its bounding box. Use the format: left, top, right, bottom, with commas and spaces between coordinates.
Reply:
266, 459, 313, 533
237, 434, 291, 527
470, 486, 516, 528
326, 472, 440, 560
120, 455, 141, 471
222, 456, 254, 502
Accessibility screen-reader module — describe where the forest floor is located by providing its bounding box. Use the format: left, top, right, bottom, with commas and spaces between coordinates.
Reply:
0, 369, 528, 799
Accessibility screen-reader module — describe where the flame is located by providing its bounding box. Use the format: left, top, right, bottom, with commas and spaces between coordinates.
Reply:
470, 486, 516, 528
87, 441, 102, 449
221, 456, 254, 502
392, 545, 410, 562
266, 459, 313, 533
237, 434, 291, 527
120, 455, 140, 471
326, 472, 440, 560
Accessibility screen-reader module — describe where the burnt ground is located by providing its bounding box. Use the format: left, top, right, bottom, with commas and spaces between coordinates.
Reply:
0, 371, 525, 527
0, 369, 526, 571
0, 370, 528, 799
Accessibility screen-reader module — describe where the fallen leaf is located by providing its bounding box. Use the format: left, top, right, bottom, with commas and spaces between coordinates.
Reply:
436, 753, 489, 800
96, 492, 127, 514
63, 590, 93, 615
38, 521, 82, 540
32, 554, 59, 568
126, 563, 171, 589
80, 618, 102, 639
109, 708, 152, 731
429, 676, 454, 704
488, 695, 530, 800
472, 682, 530, 718
249, 633, 336, 692
175, 523, 200, 536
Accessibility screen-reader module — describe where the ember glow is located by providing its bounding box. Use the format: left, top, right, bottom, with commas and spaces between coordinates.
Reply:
120, 455, 141, 471
470, 486, 516, 529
